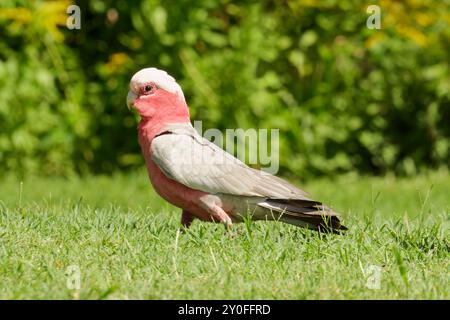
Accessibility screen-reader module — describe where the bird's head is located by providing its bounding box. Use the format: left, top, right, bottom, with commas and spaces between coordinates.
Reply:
127, 68, 190, 122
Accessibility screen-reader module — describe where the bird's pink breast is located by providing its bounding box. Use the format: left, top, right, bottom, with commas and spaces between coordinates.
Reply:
138, 122, 213, 221
147, 158, 201, 206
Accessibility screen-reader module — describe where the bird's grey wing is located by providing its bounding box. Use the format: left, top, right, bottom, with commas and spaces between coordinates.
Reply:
150, 129, 310, 199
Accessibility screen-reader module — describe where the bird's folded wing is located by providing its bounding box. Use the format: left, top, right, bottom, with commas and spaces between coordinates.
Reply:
150, 128, 310, 199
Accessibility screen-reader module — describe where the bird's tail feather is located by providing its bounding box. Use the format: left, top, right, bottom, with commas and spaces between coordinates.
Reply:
258, 199, 347, 233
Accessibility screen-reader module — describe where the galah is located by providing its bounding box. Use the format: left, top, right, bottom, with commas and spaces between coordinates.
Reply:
127, 68, 347, 232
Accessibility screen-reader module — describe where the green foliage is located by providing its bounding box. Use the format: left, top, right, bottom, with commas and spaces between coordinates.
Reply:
0, 0, 449, 177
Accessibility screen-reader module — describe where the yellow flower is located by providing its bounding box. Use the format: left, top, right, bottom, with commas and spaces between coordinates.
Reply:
37, 0, 72, 42
105, 53, 131, 74
415, 13, 433, 27
0, 8, 33, 24
365, 32, 386, 49
0, 0, 73, 42
397, 25, 427, 46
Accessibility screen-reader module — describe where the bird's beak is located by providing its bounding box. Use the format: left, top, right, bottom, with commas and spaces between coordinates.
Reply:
126, 91, 138, 110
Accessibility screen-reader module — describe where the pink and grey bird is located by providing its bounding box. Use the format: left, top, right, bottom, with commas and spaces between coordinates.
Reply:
126, 68, 347, 232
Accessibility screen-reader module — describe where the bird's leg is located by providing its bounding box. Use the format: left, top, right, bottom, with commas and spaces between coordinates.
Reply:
181, 210, 195, 229
210, 206, 243, 237
210, 205, 233, 230
198, 195, 233, 230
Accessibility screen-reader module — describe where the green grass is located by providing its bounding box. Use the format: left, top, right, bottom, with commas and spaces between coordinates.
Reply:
0, 170, 448, 299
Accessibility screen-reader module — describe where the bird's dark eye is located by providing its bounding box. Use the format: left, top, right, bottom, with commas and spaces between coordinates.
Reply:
140, 83, 157, 95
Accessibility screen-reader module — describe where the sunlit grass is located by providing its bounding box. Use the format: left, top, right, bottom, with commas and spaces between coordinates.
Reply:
0, 170, 448, 299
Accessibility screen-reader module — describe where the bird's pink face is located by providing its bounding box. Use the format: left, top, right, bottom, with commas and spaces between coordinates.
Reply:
127, 68, 190, 121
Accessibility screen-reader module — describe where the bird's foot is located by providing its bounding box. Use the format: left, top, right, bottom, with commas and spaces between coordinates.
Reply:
210, 205, 233, 228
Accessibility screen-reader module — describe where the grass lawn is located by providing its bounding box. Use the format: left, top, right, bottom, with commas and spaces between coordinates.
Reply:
0, 170, 448, 299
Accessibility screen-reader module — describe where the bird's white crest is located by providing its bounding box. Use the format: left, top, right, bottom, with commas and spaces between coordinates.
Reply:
129, 67, 184, 100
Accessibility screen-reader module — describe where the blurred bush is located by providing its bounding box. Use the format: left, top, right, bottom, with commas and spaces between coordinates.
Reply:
0, 0, 449, 178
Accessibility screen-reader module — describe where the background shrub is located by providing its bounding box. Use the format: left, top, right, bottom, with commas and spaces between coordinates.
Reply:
0, 0, 448, 178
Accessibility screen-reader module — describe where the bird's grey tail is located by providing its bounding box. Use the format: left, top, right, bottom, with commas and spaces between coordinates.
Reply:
258, 199, 347, 233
